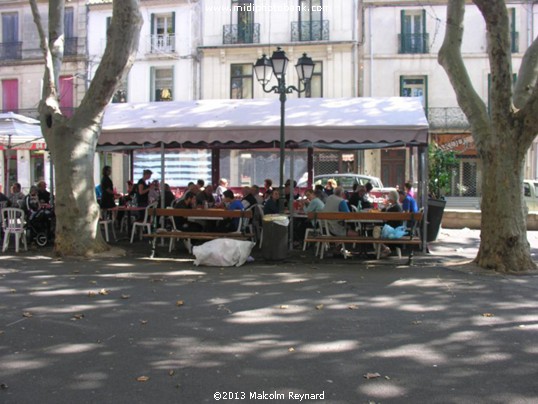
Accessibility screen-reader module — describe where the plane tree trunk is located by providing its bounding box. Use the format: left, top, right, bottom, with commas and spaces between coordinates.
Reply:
30, 0, 142, 256
439, 0, 537, 272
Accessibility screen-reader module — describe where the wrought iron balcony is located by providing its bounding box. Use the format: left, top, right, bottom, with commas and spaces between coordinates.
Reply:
291, 20, 329, 42
64, 37, 78, 56
428, 107, 470, 131
149, 34, 176, 53
223, 23, 260, 44
398, 33, 429, 54
0, 42, 22, 60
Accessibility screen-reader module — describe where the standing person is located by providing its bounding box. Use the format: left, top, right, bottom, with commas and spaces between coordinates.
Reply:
100, 166, 116, 209
263, 178, 273, 200
36, 181, 51, 204
215, 178, 228, 202
8, 183, 25, 207
136, 170, 154, 219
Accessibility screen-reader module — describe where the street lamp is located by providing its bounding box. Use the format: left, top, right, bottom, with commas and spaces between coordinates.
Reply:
253, 47, 315, 212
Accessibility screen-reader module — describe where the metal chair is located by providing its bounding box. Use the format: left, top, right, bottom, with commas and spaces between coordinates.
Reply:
2, 207, 27, 253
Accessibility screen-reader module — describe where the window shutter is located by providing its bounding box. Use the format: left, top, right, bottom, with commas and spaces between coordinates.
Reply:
400, 10, 406, 52
171, 66, 175, 101
172, 12, 176, 34
150, 67, 155, 101
151, 13, 155, 35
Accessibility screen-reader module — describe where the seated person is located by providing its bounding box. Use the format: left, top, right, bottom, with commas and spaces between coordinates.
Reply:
380, 190, 404, 257
24, 186, 42, 220
215, 178, 228, 202
360, 182, 374, 209
196, 184, 215, 208
263, 189, 281, 215
37, 181, 51, 204
322, 187, 358, 237
158, 183, 176, 208
324, 179, 337, 197
284, 180, 300, 203
297, 189, 325, 240
314, 184, 328, 203
348, 183, 363, 210
172, 191, 203, 232
241, 186, 258, 209
8, 183, 25, 208
217, 190, 244, 232
251, 185, 264, 205
399, 189, 418, 213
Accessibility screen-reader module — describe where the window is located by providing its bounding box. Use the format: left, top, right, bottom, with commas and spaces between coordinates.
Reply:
64, 8, 77, 56
59, 76, 74, 117
400, 10, 428, 54
509, 8, 519, 53
300, 61, 322, 98
151, 67, 174, 102
112, 76, 128, 103
293, 0, 327, 41
2, 79, 18, 112
230, 64, 253, 99
1, 12, 20, 59
231, 0, 255, 43
400, 75, 428, 109
150, 13, 175, 52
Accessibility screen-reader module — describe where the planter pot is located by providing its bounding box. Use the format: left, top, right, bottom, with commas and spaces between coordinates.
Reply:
427, 198, 447, 242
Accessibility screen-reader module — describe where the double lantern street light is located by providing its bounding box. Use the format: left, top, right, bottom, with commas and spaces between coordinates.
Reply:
253, 47, 315, 212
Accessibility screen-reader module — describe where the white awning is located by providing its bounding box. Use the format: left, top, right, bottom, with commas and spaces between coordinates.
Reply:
99, 97, 429, 148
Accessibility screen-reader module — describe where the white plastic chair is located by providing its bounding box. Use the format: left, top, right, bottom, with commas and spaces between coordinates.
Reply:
130, 202, 157, 243
99, 209, 116, 242
166, 209, 192, 253
2, 208, 27, 253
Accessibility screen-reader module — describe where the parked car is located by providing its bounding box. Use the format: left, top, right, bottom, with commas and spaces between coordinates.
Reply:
524, 179, 538, 211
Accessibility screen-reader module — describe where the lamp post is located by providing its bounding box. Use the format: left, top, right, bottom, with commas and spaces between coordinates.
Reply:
254, 47, 315, 212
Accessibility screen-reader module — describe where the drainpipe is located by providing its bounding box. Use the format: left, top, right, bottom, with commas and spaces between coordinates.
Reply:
368, 6, 374, 97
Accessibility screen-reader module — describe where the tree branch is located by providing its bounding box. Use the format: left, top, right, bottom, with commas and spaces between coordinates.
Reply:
438, 0, 491, 141
29, 0, 57, 105
76, 0, 142, 124
474, 0, 513, 124
513, 36, 538, 109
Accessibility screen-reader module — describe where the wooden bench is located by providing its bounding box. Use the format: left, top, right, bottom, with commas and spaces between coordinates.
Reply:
304, 211, 423, 264
144, 208, 254, 257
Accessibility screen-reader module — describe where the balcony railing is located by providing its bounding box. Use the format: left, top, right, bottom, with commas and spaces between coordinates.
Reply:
398, 33, 429, 54
428, 107, 470, 131
64, 37, 78, 56
291, 20, 329, 42
149, 34, 176, 53
0, 42, 22, 60
223, 23, 260, 44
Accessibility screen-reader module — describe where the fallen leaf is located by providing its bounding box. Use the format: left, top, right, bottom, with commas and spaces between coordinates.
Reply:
384, 376, 391, 380
412, 320, 422, 325
73, 270, 80, 274
288, 347, 295, 352
136, 376, 150, 382
315, 304, 324, 310
176, 300, 184, 307
0, 383, 8, 390
88, 291, 97, 297
89, 281, 97, 285
482, 313, 495, 317
348, 304, 359, 310
364, 372, 381, 379
41, 281, 48, 285
140, 320, 148, 325
0, 330, 4, 335
217, 304, 232, 314
9, 289, 16, 293
279, 305, 289, 309
22, 312, 33, 318
121, 294, 130, 300
71, 314, 85, 321
99, 289, 109, 296
168, 370, 175, 376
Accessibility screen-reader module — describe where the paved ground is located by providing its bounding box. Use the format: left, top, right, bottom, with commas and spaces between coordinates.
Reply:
1, 229, 538, 404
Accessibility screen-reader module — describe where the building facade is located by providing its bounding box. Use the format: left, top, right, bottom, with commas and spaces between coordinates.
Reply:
0, 0, 87, 193
362, 0, 538, 196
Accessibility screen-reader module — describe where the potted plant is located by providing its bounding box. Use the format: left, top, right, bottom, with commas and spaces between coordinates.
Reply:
427, 142, 458, 241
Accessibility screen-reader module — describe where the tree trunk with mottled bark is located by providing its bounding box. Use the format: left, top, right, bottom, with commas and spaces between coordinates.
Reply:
30, 0, 142, 256
439, 0, 537, 272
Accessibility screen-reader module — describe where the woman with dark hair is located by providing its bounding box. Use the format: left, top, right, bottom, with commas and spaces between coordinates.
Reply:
100, 165, 116, 209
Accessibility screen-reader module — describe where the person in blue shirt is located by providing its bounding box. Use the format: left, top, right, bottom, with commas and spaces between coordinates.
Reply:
399, 190, 418, 213
217, 189, 244, 232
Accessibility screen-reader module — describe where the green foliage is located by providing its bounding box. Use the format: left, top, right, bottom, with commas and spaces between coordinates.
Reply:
428, 142, 458, 199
